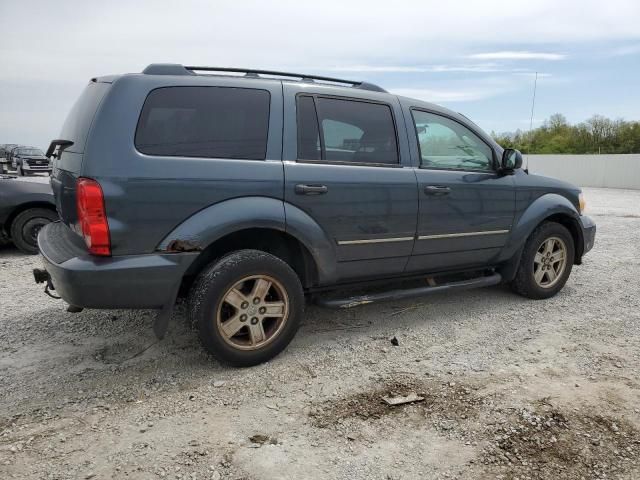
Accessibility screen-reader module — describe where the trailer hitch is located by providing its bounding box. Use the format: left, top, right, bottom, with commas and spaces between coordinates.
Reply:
33, 268, 61, 299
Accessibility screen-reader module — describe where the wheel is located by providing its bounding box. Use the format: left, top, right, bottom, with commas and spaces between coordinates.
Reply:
10, 208, 58, 254
17, 166, 25, 176
189, 249, 304, 367
511, 222, 574, 299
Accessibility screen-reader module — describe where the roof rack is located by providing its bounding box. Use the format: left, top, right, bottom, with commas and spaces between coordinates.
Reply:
142, 63, 387, 93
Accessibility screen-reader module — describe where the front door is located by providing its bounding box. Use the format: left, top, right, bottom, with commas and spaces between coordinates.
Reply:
283, 86, 418, 282
404, 108, 516, 273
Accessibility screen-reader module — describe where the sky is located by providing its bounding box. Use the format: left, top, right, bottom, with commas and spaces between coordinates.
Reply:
1, 0, 640, 149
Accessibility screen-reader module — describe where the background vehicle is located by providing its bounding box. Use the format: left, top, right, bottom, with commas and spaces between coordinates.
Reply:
0, 175, 57, 253
0, 144, 19, 174
35, 64, 596, 366
11, 146, 51, 176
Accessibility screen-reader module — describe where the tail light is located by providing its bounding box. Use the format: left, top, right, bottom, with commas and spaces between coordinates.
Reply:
76, 178, 111, 256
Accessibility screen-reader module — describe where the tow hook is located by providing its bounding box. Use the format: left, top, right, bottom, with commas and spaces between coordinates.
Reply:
33, 268, 61, 300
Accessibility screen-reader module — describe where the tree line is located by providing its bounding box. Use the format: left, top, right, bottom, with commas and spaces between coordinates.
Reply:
491, 114, 640, 154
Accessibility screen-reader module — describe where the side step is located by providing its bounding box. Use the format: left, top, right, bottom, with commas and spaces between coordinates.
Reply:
315, 273, 502, 309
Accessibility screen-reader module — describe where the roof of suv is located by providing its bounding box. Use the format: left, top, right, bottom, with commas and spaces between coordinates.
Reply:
138, 63, 388, 93
90, 63, 491, 146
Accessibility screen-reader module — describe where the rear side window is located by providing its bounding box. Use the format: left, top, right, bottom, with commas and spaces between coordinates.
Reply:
297, 96, 398, 165
59, 81, 111, 154
135, 86, 270, 160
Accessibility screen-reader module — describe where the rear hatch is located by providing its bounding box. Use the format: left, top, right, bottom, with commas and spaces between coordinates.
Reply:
50, 79, 112, 228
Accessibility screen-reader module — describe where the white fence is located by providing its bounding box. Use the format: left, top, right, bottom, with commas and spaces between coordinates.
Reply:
526, 154, 640, 190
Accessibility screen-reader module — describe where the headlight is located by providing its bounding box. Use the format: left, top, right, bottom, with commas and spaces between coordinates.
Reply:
579, 192, 586, 214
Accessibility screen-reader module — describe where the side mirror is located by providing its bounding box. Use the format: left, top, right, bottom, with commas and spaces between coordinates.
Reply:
501, 149, 523, 172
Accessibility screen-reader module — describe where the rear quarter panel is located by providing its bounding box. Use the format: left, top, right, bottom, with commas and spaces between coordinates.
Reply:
81, 74, 285, 255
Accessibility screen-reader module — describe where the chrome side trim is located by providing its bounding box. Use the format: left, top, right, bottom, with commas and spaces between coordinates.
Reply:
418, 229, 509, 240
337, 236, 414, 245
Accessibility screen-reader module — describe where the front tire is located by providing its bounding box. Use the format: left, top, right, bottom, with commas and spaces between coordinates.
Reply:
188, 249, 304, 367
10, 208, 58, 254
511, 222, 574, 299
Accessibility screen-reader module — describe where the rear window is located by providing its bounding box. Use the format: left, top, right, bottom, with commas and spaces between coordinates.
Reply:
135, 86, 270, 160
59, 81, 111, 154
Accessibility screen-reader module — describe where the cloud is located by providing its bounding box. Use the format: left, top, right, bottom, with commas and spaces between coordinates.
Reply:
467, 51, 566, 61
512, 72, 553, 78
611, 44, 640, 56
391, 87, 501, 103
313, 63, 504, 73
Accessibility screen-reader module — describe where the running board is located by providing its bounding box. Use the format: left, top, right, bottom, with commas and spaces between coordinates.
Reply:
315, 273, 502, 309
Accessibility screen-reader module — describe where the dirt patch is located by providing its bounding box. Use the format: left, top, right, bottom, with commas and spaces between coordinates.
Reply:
309, 378, 640, 479
308, 378, 483, 429
482, 404, 640, 479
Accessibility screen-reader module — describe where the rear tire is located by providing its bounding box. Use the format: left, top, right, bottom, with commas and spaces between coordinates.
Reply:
511, 222, 574, 299
188, 249, 304, 367
10, 208, 58, 254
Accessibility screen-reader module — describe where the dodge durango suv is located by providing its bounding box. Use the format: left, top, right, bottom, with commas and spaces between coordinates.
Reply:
34, 64, 596, 366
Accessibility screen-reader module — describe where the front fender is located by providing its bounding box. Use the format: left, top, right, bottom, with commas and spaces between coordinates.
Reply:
499, 193, 581, 263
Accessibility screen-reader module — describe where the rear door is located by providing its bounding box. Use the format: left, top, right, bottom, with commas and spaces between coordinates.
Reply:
283, 84, 418, 282
403, 106, 516, 273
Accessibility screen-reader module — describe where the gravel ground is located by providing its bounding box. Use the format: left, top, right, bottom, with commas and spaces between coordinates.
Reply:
0, 187, 639, 480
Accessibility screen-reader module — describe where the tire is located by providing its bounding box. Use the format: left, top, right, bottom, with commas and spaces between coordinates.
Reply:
188, 249, 305, 367
10, 208, 58, 254
511, 222, 575, 299
0, 230, 10, 247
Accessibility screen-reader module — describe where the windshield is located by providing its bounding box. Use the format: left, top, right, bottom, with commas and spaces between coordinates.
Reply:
17, 148, 44, 156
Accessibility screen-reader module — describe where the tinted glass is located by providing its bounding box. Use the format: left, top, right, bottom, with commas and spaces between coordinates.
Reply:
412, 110, 493, 171
297, 96, 398, 165
59, 81, 111, 156
136, 87, 270, 160
296, 96, 321, 160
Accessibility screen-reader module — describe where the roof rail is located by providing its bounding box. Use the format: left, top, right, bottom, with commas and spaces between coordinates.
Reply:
142, 63, 387, 93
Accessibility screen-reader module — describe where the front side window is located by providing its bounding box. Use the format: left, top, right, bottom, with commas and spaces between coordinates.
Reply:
136, 86, 270, 160
297, 96, 398, 165
411, 110, 494, 171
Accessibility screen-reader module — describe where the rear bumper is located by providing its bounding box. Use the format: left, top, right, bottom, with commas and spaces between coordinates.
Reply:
580, 215, 596, 256
37, 222, 198, 309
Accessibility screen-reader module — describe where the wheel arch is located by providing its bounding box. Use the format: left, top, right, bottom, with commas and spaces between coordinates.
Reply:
182, 227, 320, 290
498, 193, 584, 281
156, 196, 337, 290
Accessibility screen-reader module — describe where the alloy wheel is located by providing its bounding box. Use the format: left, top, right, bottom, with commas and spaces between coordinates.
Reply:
533, 236, 568, 288
216, 275, 289, 350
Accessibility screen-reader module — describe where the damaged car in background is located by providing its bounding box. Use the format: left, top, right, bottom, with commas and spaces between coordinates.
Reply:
0, 174, 57, 253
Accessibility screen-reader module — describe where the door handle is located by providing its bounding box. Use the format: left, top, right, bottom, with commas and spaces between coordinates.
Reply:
295, 184, 328, 195
424, 185, 451, 196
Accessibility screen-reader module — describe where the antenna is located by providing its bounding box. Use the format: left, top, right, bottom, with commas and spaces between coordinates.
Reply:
526, 72, 538, 173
